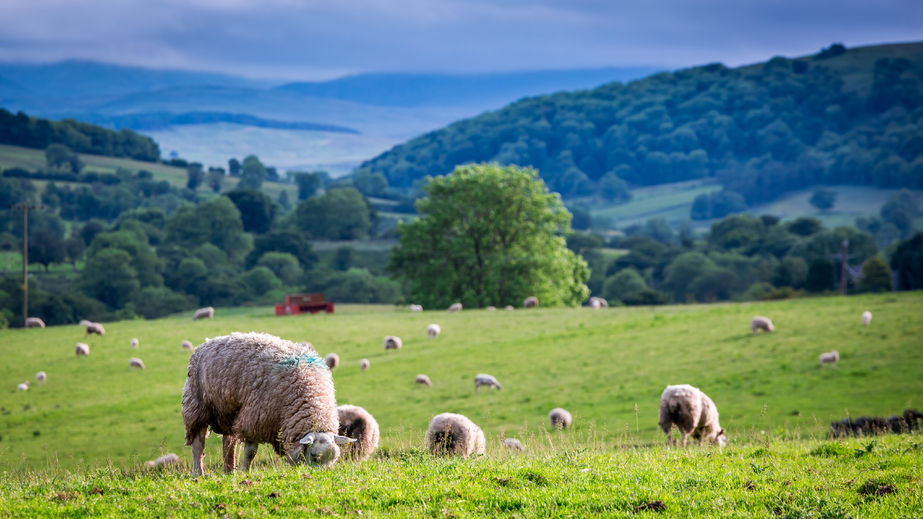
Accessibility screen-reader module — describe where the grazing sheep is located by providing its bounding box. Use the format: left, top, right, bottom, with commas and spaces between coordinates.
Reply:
415, 374, 432, 387
505, 305, 514, 311
589, 296, 608, 309
85, 322, 105, 336
425, 413, 485, 457
324, 353, 340, 370
130, 338, 139, 349
78, 319, 92, 327
384, 336, 402, 350
427, 324, 441, 338
337, 404, 380, 462
181, 340, 195, 351
658, 384, 727, 447
146, 453, 180, 468
359, 358, 370, 372
549, 408, 573, 429
447, 302, 463, 313
862, 311, 872, 326
36, 371, 46, 383
750, 316, 774, 333
25, 317, 45, 328
410, 304, 423, 312
474, 373, 502, 391
819, 350, 839, 366
75, 343, 90, 356
182, 332, 354, 477
130, 357, 146, 370
523, 296, 538, 308
16, 382, 28, 391
193, 306, 214, 321
486, 306, 496, 311
503, 438, 525, 451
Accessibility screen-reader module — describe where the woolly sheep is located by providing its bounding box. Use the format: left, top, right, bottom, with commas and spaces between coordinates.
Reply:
425, 413, 485, 457
505, 305, 514, 311
17, 382, 28, 391
130, 338, 139, 349
549, 408, 572, 429
182, 332, 354, 477
486, 306, 496, 311
427, 324, 441, 338
474, 373, 502, 391
862, 311, 872, 326
78, 319, 92, 327
25, 317, 45, 328
337, 404, 380, 462
658, 384, 727, 447
384, 336, 402, 350
146, 453, 180, 468
130, 357, 146, 370
85, 322, 105, 336
75, 342, 90, 356
751, 316, 774, 333
447, 302, 463, 313
324, 353, 340, 370
360, 358, 370, 372
819, 350, 839, 366
410, 304, 423, 312
181, 340, 195, 351
589, 296, 608, 309
193, 306, 214, 321
36, 371, 46, 383
503, 438, 525, 451
523, 296, 538, 308
415, 374, 432, 386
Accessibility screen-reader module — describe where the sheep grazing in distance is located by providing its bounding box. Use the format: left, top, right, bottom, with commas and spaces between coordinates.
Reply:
505, 305, 514, 311
447, 302, 463, 313
425, 413, 485, 457
337, 404, 380, 462
25, 317, 45, 328
182, 332, 354, 477
474, 373, 502, 391
75, 343, 90, 356
486, 306, 496, 311
523, 296, 538, 308
427, 324, 441, 338
193, 306, 214, 321
78, 319, 92, 327
384, 336, 402, 350
359, 358, 370, 372
415, 374, 432, 387
36, 371, 46, 383
130, 338, 139, 349
85, 322, 105, 336
324, 353, 340, 370
17, 382, 28, 391
549, 408, 573, 429
658, 384, 727, 447
862, 311, 872, 326
503, 438, 525, 451
751, 316, 774, 333
410, 304, 423, 312
130, 357, 146, 370
589, 296, 608, 309
819, 350, 839, 367
146, 453, 180, 468
181, 340, 195, 351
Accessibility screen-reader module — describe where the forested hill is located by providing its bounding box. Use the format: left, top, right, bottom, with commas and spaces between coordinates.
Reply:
358, 42, 923, 203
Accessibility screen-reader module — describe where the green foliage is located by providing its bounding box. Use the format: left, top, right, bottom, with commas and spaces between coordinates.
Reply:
292, 187, 372, 240
304, 267, 402, 303
707, 214, 765, 253
787, 217, 823, 237
880, 188, 918, 237
185, 162, 204, 190
165, 197, 251, 262
662, 251, 715, 301
240, 154, 266, 190
333, 246, 354, 271
293, 171, 322, 200
890, 231, 923, 290
86, 230, 163, 287
690, 190, 748, 220
389, 164, 589, 308
602, 268, 646, 303
809, 188, 837, 210
238, 266, 282, 296
131, 286, 193, 319
44, 143, 83, 173
224, 189, 277, 234
805, 258, 837, 293
246, 230, 317, 270
858, 256, 892, 293
256, 252, 302, 285
772, 257, 808, 289
81, 248, 140, 308
353, 168, 389, 197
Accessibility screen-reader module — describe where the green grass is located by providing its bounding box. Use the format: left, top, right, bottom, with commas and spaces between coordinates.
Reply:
749, 185, 923, 229
589, 179, 721, 228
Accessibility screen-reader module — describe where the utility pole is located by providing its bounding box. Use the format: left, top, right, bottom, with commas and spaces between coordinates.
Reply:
840, 239, 849, 295
8, 203, 42, 327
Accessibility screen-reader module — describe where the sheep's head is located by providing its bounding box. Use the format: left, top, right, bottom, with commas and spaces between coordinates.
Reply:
712, 428, 727, 447
290, 432, 355, 466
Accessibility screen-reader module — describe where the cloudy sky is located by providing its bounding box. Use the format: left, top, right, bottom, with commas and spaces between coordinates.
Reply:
1, 0, 920, 80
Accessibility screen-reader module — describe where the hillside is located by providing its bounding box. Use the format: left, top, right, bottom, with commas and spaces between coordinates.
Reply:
358, 42, 923, 205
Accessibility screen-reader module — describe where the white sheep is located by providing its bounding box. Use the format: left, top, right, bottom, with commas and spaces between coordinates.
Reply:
75, 342, 90, 356
360, 358, 370, 372
409, 304, 423, 312
193, 306, 214, 321
85, 322, 105, 336
751, 316, 774, 333
505, 305, 514, 311
337, 404, 380, 462
447, 302, 463, 313
427, 324, 441, 338
181, 340, 195, 351
523, 296, 538, 308
130, 357, 146, 370
862, 311, 872, 326
17, 382, 28, 391
415, 374, 432, 386
130, 338, 139, 349
78, 319, 92, 327
549, 408, 572, 429
146, 452, 180, 468
182, 332, 354, 477
486, 306, 496, 311
474, 373, 502, 391
384, 336, 402, 350
589, 296, 608, 309
36, 371, 46, 383
503, 438, 525, 451
425, 413, 485, 457
25, 317, 45, 328
324, 353, 340, 370
819, 350, 839, 367
658, 384, 727, 447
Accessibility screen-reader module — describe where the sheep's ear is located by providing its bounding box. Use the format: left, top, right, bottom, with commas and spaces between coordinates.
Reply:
299, 432, 316, 445
334, 435, 356, 445
717, 428, 726, 437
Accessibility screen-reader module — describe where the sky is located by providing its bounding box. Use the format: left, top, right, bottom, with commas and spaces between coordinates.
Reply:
0, 0, 921, 80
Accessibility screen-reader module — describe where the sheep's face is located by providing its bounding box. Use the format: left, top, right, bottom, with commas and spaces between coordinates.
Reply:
712, 428, 727, 447
293, 432, 355, 466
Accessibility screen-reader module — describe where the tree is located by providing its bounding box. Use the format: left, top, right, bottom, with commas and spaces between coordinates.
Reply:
353, 169, 388, 197
333, 246, 354, 271
165, 197, 251, 261
44, 144, 82, 173
238, 266, 281, 296
880, 189, 918, 237
602, 268, 646, 303
240, 155, 266, 190
294, 172, 322, 200
599, 172, 630, 202
890, 231, 923, 290
207, 170, 224, 193
292, 187, 372, 240
245, 230, 317, 270
771, 257, 808, 288
228, 158, 241, 177
389, 164, 589, 308
28, 228, 65, 271
225, 189, 277, 234
858, 256, 892, 292
186, 163, 205, 190
663, 251, 715, 301
804, 258, 836, 292
809, 189, 837, 211
82, 248, 140, 308
256, 252, 302, 285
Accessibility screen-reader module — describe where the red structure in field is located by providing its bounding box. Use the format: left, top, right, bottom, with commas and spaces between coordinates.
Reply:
275, 293, 334, 315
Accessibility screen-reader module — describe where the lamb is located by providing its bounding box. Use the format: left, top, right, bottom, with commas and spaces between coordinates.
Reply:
193, 306, 214, 321
523, 296, 538, 308
549, 408, 572, 429
324, 353, 340, 370
75, 342, 90, 356
182, 332, 354, 477
85, 322, 105, 336
751, 316, 774, 333
415, 374, 432, 386
337, 404, 380, 462
589, 296, 608, 309
130, 357, 146, 370
819, 350, 839, 366
503, 438, 525, 451
862, 310, 872, 326
427, 324, 441, 338
474, 373, 502, 391
130, 338, 139, 349
409, 304, 423, 312
25, 317, 45, 328
658, 384, 727, 447
36, 371, 46, 383
17, 382, 28, 391
447, 302, 463, 313
359, 358, 370, 372
425, 413, 485, 457
384, 336, 402, 350
181, 340, 195, 351
146, 453, 180, 468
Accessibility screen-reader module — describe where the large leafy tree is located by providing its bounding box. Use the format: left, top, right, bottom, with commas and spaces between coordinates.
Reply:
225, 189, 277, 234
293, 187, 371, 240
389, 163, 589, 308
165, 197, 251, 261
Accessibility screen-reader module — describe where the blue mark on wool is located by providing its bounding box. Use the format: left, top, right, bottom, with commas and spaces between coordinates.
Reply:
278, 351, 328, 370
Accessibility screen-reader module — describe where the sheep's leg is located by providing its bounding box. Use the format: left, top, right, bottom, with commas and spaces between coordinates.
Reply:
222, 435, 240, 474
681, 432, 690, 447
190, 428, 207, 478
240, 441, 259, 472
